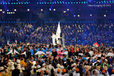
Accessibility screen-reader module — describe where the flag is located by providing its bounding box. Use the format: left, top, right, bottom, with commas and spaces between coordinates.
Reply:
93, 42, 99, 47
21, 51, 26, 56
56, 22, 61, 38
22, 44, 24, 52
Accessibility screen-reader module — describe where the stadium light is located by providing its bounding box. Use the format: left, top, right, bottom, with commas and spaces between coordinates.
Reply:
49, 8, 52, 11
63, 11, 66, 13
90, 14, 92, 16
77, 14, 80, 17
27, 9, 30, 11
13, 12, 15, 14
7, 12, 15, 14
7, 9, 9, 11
74, 15, 76, 17
104, 14, 106, 17
67, 9, 69, 11
0, 9, 2, 11
14, 9, 16, 11
41, 9, 43, 11
10, 12, 12, 14
7, 12, 10, 14
53, 9, 56, 11
2, 11, 5, 13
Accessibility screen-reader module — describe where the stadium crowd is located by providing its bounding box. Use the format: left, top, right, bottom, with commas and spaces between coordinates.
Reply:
1, 23, 113, 46
0, 43, 114, 76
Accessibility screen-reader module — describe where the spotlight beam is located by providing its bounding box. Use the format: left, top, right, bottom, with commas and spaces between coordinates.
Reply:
50, 0, 56, 11
2, 0, 9, 11
64, 0, 75, 16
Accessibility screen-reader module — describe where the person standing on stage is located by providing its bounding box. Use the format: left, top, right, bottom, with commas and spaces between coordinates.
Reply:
51, 32, 56, 46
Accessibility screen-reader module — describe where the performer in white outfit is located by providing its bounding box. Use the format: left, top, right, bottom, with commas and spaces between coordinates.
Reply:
51, 32, 56, 45
58, 38, 61, 45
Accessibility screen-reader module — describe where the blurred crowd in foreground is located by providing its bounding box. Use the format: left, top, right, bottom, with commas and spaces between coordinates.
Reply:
0, 43, 114, 76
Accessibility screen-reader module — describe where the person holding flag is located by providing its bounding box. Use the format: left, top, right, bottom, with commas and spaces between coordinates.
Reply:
51, 32, 56, 46
51, 22, 62, 45
93, 42, 99, 47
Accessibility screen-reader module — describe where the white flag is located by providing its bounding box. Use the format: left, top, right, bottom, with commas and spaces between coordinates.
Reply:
56, 22, 61, 38
56, 22, 61, 44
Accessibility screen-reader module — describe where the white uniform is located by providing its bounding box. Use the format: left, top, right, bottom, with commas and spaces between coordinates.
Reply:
52, 34, 56, 45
